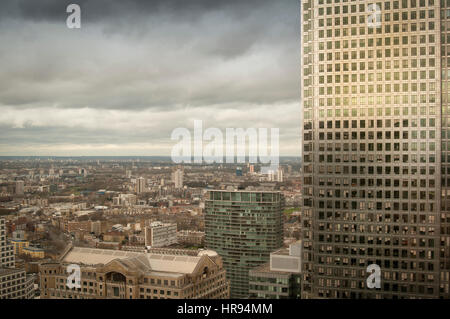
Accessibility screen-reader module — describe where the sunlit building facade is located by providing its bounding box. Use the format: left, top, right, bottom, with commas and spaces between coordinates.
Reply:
301, 0, 449, 298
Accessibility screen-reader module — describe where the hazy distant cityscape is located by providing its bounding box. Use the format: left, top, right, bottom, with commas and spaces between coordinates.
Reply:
1, 0, 450, 303
0, 157, 302, 299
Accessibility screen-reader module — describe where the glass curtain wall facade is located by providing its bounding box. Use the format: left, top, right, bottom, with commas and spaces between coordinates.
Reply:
301, 0, 449, 298
205, 190, 284, 298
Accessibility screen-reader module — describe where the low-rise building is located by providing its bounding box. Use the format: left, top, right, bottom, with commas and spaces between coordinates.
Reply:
103, 231, 126, 243
39, 246, 229, 299
23, 246, 45, 259
10, 239, 29, 256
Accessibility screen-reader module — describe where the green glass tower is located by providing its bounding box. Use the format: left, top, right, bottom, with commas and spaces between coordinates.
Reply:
205, 190, 284, 298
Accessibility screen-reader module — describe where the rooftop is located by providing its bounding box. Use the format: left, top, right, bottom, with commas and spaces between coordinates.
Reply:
61, 247, 212, 275
249, 262, 291, 276
0, 268, 24, 276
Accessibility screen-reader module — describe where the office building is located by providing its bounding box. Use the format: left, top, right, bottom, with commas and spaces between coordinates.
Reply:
205, 190, 284, 298
39, 246, 229, 299
301, 0, 449, 298
144, 221, 178, 248
0, 218, 15, 268
0, 219, 35, 299
0, 268, 35, 299
249, 242, 302, 299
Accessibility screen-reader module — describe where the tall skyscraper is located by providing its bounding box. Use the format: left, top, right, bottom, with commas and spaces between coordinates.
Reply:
172, 168, 184, 189
301, 0, 449, 298
205, 190, 284, 298
135, 177, 146, 194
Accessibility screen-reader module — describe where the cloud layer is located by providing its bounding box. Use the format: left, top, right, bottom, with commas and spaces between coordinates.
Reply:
0, 0, 301, 156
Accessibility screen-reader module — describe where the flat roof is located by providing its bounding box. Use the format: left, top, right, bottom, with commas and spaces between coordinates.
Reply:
24, 246, 44, 252
62, 247, 205, 275
208, 189, 282, 193
249, 262, 294, 276
0, 268, 24, 276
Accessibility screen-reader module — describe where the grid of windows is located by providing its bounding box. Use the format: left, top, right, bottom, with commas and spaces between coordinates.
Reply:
205, 191, 284, 298
0, 219, 15, 269
301, 0, 449, 298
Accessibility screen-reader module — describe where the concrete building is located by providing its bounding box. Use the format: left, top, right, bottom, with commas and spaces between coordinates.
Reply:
0, 218, 35, 299
23, 247, 45, 259
144, 222, 177, 248
205, 190, 284, 298
91, 220, 103, 236
0, 268, 35, 299
136, 177, 146, 194
0, 219, 15, 268
301, 0, 449, 298
10, 239, 29, 256
15, 180, 24, 195
277, 169, 283, 182
39, 246, 229, 299
177, 230, 205, 246
172, 168, 184, 189
249, 242, 302, 299
12, 230, 26, 240
113, 194, 137, 206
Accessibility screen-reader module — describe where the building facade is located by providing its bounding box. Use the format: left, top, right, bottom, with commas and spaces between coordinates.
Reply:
144, 221, 178, 248
10, 239, 29, 256
0, 218, 35, 299
0, 218, 15, 268
205, 190, 284, 298
249, 242, 302, 299
39, 246, 229, 299
172, 168, 184, 189
15, 180, 24, 195
136, 177, 146, 194
0, 268, 35, 299
177, 230, 205, 246
301, 0, 449, 298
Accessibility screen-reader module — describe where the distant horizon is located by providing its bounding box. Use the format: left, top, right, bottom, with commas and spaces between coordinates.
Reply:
0, 155, 301, 159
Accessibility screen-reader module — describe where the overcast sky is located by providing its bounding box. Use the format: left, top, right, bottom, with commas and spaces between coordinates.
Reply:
0, 0, 301, 157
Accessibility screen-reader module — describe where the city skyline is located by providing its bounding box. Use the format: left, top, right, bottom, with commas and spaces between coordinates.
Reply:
1, 0, 450, 304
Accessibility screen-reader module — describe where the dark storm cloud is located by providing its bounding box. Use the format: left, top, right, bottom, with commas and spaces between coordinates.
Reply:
0, 0, 301, 155
4, 0, 281, 22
